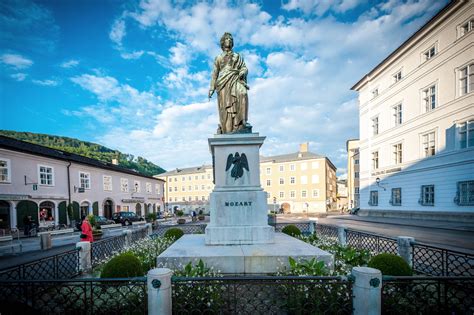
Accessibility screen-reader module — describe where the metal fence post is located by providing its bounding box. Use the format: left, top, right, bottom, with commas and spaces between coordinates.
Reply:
352, 266, 382, 315
397, 236, 415, 268
146, 223, 153, 236
148, 268, 173, 315
123, 230, 132, 247
338, 226, 347, 246
76, 241, 91, 271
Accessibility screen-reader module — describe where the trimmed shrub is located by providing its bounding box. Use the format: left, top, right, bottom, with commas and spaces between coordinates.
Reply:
164, 228, 184, 241
176, 210, 184, 217
368, 253, 412, 276
282, 225, 301, 237
101, 253, 143, 278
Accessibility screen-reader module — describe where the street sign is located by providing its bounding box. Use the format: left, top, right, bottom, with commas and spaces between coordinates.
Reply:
78, 187, 85, 193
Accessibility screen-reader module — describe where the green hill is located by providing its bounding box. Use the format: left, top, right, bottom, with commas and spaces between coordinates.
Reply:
0, 130, 166, 176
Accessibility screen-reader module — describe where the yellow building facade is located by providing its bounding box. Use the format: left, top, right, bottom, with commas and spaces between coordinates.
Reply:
157, 143, 337, 214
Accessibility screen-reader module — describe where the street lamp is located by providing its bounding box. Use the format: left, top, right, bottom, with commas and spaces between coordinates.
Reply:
273, 197, 277, 213
304, 202, 309, 218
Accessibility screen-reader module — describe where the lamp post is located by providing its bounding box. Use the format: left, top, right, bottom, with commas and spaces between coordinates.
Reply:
273, 197, 277, 214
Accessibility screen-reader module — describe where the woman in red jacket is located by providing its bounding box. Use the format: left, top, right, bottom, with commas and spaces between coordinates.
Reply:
80, 216, 94, 242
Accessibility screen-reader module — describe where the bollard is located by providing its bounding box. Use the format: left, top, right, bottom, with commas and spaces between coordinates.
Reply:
146, 223, 153, 235
40, 233, 52, 250
148, 268, 173, 315
397, 236, 415, 268
76, 241, 91, 271
338, 226, 347, 246
123, 229, 132, 247
352, 267, 382, 315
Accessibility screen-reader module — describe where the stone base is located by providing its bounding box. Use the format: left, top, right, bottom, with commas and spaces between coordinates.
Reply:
205, 225, 274, 245
157, 233, 333, 274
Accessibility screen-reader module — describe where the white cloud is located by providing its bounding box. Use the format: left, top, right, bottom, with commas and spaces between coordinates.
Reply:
120, 50, 144, 59
10, 73, 27, 81
110, 18, 126, 46
60, 59, 79, 68
169, 43, 189, 65
0, 53, 33, 69
282, 0, 365, 15
32, 79, 59, 86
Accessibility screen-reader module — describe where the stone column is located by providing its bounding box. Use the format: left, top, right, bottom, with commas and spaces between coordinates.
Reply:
123, 229, 132, 247
76, 241, 91, 271
352, 267, 382, 315
146, 223, 153, 235
397, 236, 415, 268
148, 268, 173, 315
338, 226, 347, 246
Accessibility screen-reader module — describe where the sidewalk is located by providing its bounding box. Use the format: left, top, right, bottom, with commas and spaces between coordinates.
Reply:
324, 214, 474, 232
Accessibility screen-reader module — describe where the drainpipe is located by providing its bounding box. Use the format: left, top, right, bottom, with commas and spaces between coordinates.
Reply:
67, 161, 72, 205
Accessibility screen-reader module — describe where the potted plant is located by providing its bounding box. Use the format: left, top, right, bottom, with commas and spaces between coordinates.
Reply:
268, 212, 277, 226
198, 210, 205, 221
88, 214, 103, 240
176, 210, 186, 224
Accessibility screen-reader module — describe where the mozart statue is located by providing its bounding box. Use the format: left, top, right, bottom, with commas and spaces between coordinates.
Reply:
209, 32, 251, 134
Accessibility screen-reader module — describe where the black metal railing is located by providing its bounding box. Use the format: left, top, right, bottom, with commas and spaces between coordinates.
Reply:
382, 276, 474, 314
0, 277, 147, 314
91, 234, 126, 267
131, 227, 149, 243
412, 242, 474, 277
172, 275, 353, 314
0, 248, 80, 280
152, 224, 206, 237
346, 230, 398, 255
315, 224, 339, 242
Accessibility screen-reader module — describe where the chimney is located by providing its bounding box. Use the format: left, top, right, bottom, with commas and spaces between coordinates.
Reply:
299, 142, 309, 153
111, 158, 119, 165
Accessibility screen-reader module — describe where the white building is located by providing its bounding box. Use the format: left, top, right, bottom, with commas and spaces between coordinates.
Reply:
0, 135, 165, 230
351, 0, 474, 220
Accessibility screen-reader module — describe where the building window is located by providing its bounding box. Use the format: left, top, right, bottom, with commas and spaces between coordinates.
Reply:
311, 175, 319, 184
266, 167, 271, 175
169, 197, 172, 202
188, 186, 192, 191
423, 85, 436, 112
146, 182, 152, 193
279, 178, 284, 185
279, 165, 284, 172
393, 104, 402, 126
188, 176, 192, 181
372, 88, 379, 98
393, 71, 402, 83
456, 181, 474, 206
182, 177, 185, 181
354, 187, 359, 194
195, 185, 198, 190
393, 143, 403, 164
301, 163, 307, 171
290, 177, 295, 184
195, 175, 198, 180
266, 179, 271, 187
174, 178, 177, 182
354, 172, 359, 178
195, 196, 199, 201
423, 45, 436, 61
174, 187, 177, 192
207, 173, 211, 179
202, 185, 205, 190
155, 184, 160, 195
372, 151, 379, 169
103, 175, 112, 191
202, 196, 206, 201
312, 189, 319, 198
279, 191, 285, 198
460, 63, 474, 96
290, 191, 296, 198
182, 186, 185, 192
38, 165, 54, 186
459, 120, 474, 149
301, 176, 307, 184
134, 181, 140, 193
122, 206, 129, 211
420, 185, 434, 206
369, 191, 378, 206
290, 164, 295, 171
201, 175, 205, 180
169, 186, 172, 192
460, 19, 474, 37
301, 190, 307, 198
0, 158, 11, 183
391, 188, 402, 206
372, 116, 379, 135
422, 132, 436, 157
79, 172, 91, 189
355, 159, 359, 165
312, 162, 319, 169
121, 178, 129, 192
175, 197, 178, 202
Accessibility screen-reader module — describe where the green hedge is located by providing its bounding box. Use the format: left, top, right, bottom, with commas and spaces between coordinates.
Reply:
101, 253, 144, 278
368, 253, 412, 276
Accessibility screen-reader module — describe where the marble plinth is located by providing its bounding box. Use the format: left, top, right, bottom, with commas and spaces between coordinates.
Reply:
157, 233, 333, 274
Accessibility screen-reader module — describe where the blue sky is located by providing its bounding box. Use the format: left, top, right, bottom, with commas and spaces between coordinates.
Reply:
0, 0, 448, 176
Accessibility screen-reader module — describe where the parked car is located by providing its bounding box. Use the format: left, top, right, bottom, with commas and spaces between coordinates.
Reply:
112, 212, 144, 226
95, 215, 115, 226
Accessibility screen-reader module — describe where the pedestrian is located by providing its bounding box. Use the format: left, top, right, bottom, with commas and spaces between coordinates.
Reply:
80, 216, 94, 243
23, 215, 30, 236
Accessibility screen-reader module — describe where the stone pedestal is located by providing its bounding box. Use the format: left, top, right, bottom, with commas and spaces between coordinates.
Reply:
205, 133, 274, 245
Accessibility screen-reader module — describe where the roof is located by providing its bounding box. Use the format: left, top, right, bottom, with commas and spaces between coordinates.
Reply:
158, 165, 212, 176
0, 135, 164, 182
261, 151, 337, 171
351, 0, 458, 91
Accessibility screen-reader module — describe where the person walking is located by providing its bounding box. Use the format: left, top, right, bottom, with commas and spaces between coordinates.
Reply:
80, 216, 94, 242
23, 215, 30, 236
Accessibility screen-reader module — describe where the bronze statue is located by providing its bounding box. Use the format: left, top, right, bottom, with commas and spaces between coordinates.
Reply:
209, 33, 251, 134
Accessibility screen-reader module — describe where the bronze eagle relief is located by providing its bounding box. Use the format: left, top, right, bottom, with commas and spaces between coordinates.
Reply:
225, 152, 249, 180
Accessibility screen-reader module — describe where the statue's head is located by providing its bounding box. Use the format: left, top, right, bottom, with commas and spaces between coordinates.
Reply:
220, 32, 234, 50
